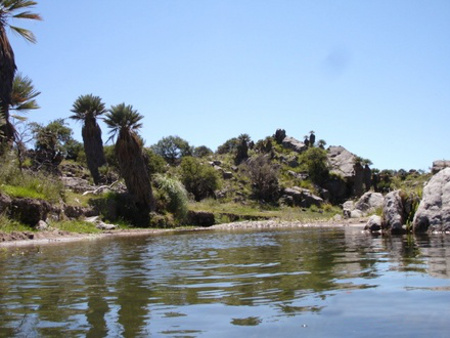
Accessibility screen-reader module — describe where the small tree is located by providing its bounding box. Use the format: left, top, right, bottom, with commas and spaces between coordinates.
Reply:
152, 135, 193, 165
179, 156, 221, 201
30, 119, 73, 167
246, 155, 280, 203
193, 145, 213, 158
300, 147, 329, 185
234, 134, 250, 165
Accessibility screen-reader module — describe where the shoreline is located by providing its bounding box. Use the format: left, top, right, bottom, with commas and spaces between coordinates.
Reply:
0, 218, 367, 248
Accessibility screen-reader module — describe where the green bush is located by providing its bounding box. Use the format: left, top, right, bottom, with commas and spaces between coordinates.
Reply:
0, 152, 64, 202
299, 147, 329, 185
179, 156, 221, 201
154, 174, 189, 222
245, 155, 280, 203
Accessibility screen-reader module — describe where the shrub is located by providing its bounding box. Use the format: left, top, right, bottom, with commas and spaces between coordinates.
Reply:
153, 174, 189, 222
179, 156, 221, 201
299, 147, 329, 185
245, 155, 280, 203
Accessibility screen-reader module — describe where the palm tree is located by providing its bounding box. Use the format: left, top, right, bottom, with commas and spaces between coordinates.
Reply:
70, 94, 106, 184
104, 103, 155, 221
10, 73, 40, 116
0, 1, 41, 147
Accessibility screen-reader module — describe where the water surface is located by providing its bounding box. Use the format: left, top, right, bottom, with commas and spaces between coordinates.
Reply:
1, 226, 450, 337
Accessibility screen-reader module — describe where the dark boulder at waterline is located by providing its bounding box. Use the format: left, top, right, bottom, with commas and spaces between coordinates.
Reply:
413, 168, 450, 233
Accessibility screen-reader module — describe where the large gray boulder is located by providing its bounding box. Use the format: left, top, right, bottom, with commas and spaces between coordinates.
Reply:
10, 198, 52, 226
365, 215, 383, 232
282, 187, 323, 208
327, 146, 357, 178
355, 192, 384, 214
282, 136, 307, 153
413, 168, 450, 232
383, 190, 406, 233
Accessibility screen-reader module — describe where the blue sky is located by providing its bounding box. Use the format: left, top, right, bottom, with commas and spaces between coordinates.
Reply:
10, 0, 450, 171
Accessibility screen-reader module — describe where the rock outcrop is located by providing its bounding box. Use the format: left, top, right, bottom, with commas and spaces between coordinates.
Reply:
343, 191, 384, 218
282, 136, 307, 153
365, 215, 383, 232
382, 190, 405, 233
413, 168, 450, 232
282, 187, 323, 208
431, 160, 450, 174
10, 198, 51, 226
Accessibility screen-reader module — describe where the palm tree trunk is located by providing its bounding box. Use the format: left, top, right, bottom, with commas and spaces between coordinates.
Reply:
82, 119, 106, 184
116, 129, 155, 224
0, 26, 17, 148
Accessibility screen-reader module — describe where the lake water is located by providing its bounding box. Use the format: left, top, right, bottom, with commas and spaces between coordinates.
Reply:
1, 226, 450, 337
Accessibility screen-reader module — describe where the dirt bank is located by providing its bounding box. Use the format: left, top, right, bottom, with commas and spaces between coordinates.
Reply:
0, 218, 367, 247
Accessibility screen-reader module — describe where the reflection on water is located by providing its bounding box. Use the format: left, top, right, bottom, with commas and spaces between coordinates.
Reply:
1, 227, 450, 337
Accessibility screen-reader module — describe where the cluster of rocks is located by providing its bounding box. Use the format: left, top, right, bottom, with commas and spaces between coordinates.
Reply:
350, 167, 450, 234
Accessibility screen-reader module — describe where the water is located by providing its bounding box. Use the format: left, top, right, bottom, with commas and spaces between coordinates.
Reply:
1, 226, 450, 337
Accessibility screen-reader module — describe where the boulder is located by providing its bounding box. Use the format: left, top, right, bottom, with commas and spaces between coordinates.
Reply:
354, 192, 384, 214
365, 215, 383, 232
281, 136, 307, 153
342, 200, 354, 218
413, 168, 450, 232
96, 221, 117, 230
223, 171, 233, 180
282, 187, 323, 208
383, 190, 405, 233
187, 210, 215, 227
431, 160, 450, 174
10, 198, 51, 226
35, 220, 49, 231
327, 146, 357, 178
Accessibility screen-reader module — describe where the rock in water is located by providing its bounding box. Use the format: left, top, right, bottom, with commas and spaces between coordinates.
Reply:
383, 190, 405, 233
413, 168, 450, 232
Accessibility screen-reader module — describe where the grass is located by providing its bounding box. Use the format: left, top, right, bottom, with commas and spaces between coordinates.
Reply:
0, 214, 32, 233
189, 199, 341, 224
51, 220, 101, 234
1, 185, 46, 199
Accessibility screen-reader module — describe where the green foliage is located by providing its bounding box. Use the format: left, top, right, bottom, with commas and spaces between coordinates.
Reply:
299, 147, 329, 185
64, 138, 84, 161
0, 213, 30, 233
103, 145, 118, 169
152, 135, 193, 165
0, 152, 64, 202
193, 145, 213, 158
154, 174, 189, 222
217, 137, 239, 154
30, 119, 75, 165
245, 155, 280, 203
179, 156, 221, 201
10, 73, 40, 115
52, 220, 101, 234
104, 103, 144, 143
69, 94, 106, 121
143, 148, 167, 176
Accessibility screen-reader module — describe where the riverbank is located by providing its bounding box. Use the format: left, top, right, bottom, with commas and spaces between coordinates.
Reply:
0, 218, 367, 247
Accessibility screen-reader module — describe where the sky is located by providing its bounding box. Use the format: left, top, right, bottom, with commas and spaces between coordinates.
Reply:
8, 0, 450, 171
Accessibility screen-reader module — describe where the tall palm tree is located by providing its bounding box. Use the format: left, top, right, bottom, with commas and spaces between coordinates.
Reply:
0, 0, 41, 147
10, 72, 40, 116
104, 103, 155, 221
70, 94, 106, 184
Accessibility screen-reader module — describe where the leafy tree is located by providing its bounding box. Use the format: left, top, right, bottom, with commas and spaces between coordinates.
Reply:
0, 0, 41, 147
69, 94, 107, 184
216, 137, 239, 154
300, 147, 329, 185
152, 135, 193, 165
309, 130, 316, 147
193, 145, 213, 158
179, 156, 221, 201
30, 119, 73, 166
246, 155, 280, 203
104, 103, 155, 222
